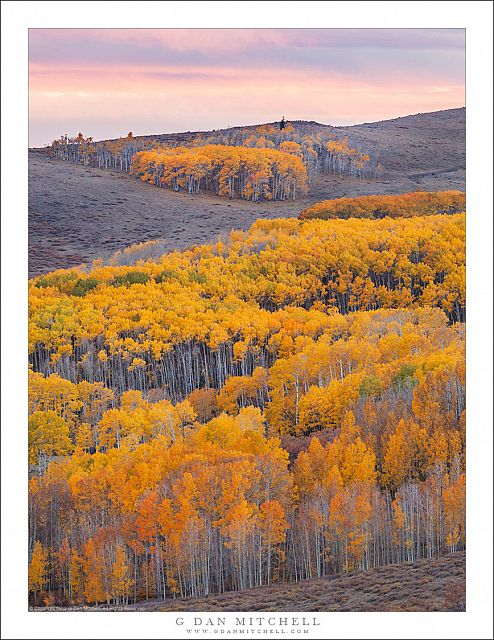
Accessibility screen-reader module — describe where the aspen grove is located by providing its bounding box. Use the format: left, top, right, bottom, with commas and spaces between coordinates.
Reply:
130, 145, 309, 201
49, 122, 378, 200
28, 195, 465, 606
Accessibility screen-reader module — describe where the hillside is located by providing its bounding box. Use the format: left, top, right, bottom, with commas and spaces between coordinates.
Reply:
100, 107, 465, 185
339, 108, 465, 181
35, 552, 465, 612
29, 108, 465, 277
103, 108, 465, 181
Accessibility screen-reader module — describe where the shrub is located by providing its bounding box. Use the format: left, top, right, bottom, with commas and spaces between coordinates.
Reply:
113, 271, 150, 287
72, 278, 98, 297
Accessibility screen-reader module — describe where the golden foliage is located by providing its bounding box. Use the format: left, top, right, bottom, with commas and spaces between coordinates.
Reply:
300, 191, 465, 220
130, 145, 309, 201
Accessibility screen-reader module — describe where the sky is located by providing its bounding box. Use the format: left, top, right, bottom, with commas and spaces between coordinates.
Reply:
29, 28, 465, 147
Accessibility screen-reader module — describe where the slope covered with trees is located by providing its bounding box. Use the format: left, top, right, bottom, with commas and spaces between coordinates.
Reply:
49, 123, 377, 202
28, 205, 465, 607
29, 213, 465, 395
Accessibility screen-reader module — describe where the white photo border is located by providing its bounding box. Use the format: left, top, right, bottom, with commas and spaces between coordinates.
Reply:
1, 2, 492, 639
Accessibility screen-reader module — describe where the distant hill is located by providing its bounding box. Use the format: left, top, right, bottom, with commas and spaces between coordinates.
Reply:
34, 108, 465, 185
339, 107, 465, 175
93, 107, 466, 190
102, 108, 464, 157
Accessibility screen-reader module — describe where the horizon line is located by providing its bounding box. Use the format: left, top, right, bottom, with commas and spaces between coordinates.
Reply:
30, 105, 466, 149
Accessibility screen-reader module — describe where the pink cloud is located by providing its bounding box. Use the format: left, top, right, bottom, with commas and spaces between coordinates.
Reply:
29, 29, 465, 147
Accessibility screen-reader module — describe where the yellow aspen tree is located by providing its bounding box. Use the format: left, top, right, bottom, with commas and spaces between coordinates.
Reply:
82, 539, 106, 605
29, 540, 48, 601
112, 543, 133, 604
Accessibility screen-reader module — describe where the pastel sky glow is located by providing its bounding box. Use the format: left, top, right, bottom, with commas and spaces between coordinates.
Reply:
29, 28, 465, 147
